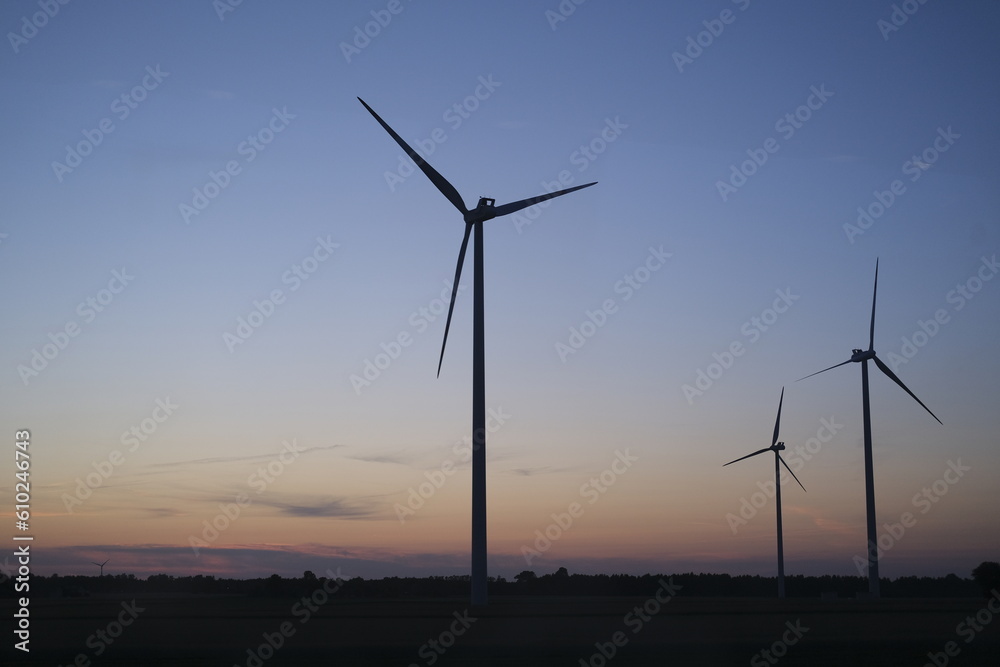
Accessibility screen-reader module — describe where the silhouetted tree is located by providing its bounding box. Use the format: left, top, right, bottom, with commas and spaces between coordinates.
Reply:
264, 573, 285, 596
972, 561, 1000, 597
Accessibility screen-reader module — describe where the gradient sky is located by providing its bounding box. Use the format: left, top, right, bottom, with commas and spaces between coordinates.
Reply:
1, 0, 998, 582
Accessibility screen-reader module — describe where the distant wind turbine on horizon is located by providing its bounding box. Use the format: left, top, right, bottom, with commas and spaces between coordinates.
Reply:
724, 387, 805, 599
798, 258, 941, 598
358, 97, 597, 606
92, 558, 109, 577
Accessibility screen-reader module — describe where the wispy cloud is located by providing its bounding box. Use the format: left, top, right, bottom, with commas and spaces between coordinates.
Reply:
786, 505, 857, 538
507, 466, 577, 476
347, 451, 417, 466
143, 507, 189, 519
252, 495, 383, 519
149, 444, 343, 470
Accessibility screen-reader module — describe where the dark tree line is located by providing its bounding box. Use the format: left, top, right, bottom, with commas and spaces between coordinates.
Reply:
4, 562, 995, 599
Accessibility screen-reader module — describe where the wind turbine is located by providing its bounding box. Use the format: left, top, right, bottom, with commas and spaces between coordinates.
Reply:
799, 259, 941, 598
724, 388, 806, 598
358, 97, 596, 605
92, 558, 109, 577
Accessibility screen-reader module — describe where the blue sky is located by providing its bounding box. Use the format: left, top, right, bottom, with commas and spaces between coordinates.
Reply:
1, 0, 998, 581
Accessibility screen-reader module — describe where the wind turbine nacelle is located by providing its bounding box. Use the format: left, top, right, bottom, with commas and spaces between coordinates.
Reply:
774, 442, 785, 451
464, 197, 497, 224
851, 349, 875, 362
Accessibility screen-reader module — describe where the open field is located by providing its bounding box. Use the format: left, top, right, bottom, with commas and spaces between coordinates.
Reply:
6, 595, 999, 666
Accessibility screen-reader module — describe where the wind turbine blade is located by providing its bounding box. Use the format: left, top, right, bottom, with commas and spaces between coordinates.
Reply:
723, 447, 772, 467
869, 258, 879, 351
797, 359, 853, 381
357, 98, 468, 215
772, 387, 784, 446
437, 224, 473, 377
778, 454, 806, 492
872, 354, 942, 424
491, 182, 597, 218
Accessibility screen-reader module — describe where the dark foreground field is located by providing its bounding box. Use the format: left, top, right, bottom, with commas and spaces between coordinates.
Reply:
7, 595, 1000, 666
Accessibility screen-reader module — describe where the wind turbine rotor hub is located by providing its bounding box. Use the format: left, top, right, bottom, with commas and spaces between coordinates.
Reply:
463, 197, 497, 224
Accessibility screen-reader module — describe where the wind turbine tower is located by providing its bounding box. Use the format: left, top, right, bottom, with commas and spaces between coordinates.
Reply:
92, 558, 109, 577
724, 388, 805, 598
359, 97, 596, 605
799, 259, 941, 597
